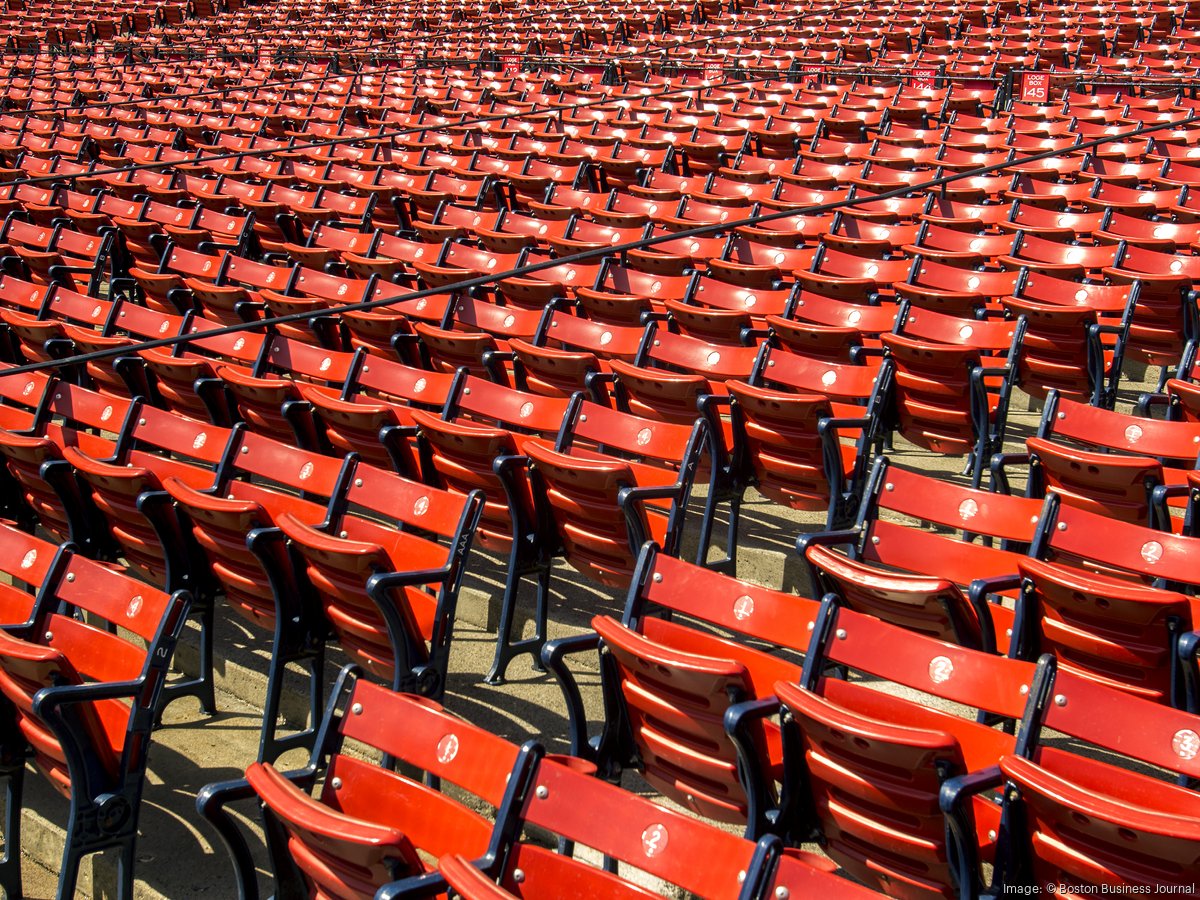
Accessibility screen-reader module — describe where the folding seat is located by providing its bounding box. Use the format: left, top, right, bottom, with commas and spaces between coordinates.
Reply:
681, 274, 797, 328
414, 297, 542, 381
542, 544, 816, 838
880, 322, 1018, 484
0, 378, 133, 556
675, 239, 804, 298
496, 249, 604, 309
1101, 244, 1198, 371
1002, 293, 1112, 405
896, 256, 1023, 315
773, 600, 1042, 897
413, 742, 859, 900
297, 346, 455, 475
342, 233, 442, 285
162, 428, 351, 761
898, 222, 1015, 268
268, 220, 378, 270
974, 492, 1200, 704
1000, 202, 1107, 239
0, 546, 189, 900
124, 244, 231, 317
197, 667, 531, 900
215, 334, 358, 448
505, 307, 643, 399
136, 317, 265, 426
414, 242, 525, 296
274, 455, 482, 695
919, 196, 1014, 231
186, 253, 297, 327
727, 342, 891, 530
521, 396, 710, 592
819, 215, 922, 257
409, 374, 570, 682
570, 261, 692, 325
796, 246, 914, 303
993, 390, 1200, 526
253, 265, 371, 348
1095, 210, 1200, 252
473, 209, 574, 254
799, 457, 1044, 653
945, 663, 1200, 896
1084, 180, 1183, 215
1, 222, 115, 296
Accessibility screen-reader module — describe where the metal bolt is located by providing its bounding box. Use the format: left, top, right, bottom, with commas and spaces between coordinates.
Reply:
241, 446, 249, 454
1019, 684, 1028, 694
351, 703, 363, 715
835, 628, 847, 640
330, 777, 342, 789
535, 785, 549, 799
653, 573, 664, 583
1054, 694, 1067, 707
737, 871, 746, 884
775, 888, 789, 899
464, 388, 471, 395
138, 418, 146, 426
340, 531, 348, 538
66, 573, 75, 582
988, 830, 996, 841
354, 479, 363, 487
512, 869, 525, 883
884, 482, 893, 491
870, 535, 880, 544
1057, 522, 1067, 531
580, 414, 587, 422
44, 631, 53, 641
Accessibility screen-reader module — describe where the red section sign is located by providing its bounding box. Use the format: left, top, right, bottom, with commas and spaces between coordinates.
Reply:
501, 55, 520, 77
911, 67, 936, 90
1021, 71, 1049, 101
705, 61, 723, 82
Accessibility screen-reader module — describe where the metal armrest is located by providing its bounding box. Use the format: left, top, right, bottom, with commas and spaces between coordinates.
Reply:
988, 451, 1029, 495
795, 528, 861, 556
939, 764, 1005, 900
724, 695, 783, 841
539, 632, 603, 760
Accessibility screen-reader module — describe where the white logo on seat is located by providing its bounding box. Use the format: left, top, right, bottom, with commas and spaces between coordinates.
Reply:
20, 549, 35, 569
637, 427, 653, 446
193, 433, 207, 450
1124, 424, 1143, 444
299, 462, 314, 481
1141, 541, 1163, 564
437, 733, 459, 763
733, 595, 754, 620
127, 595, 143, 618
958, 498, 978, 521
641, 824, 668, 858
1173, 729, 1200, 760
929, 656, 954, 684
100, 405, 113, 422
